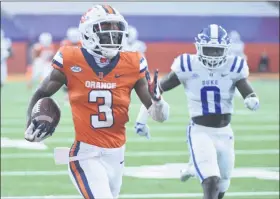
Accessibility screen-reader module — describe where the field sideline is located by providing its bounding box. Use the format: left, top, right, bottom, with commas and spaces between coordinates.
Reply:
1, 78, 279, 198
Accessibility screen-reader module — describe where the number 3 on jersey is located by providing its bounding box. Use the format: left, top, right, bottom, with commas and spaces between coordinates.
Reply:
89, 90, 114, 128
200, 86, 222, 115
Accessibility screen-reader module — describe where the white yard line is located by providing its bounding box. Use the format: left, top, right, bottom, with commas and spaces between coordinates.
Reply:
1, 125, 279, 135
42, 134, 279, 144
2, 167, 278, 177
1, 192, 279, 199
1, 114, 278, 124
1, 135, 279, 145
1, 149, 279, 159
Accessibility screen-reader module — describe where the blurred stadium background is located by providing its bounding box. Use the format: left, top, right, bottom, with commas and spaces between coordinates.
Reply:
1, 2, 279, 199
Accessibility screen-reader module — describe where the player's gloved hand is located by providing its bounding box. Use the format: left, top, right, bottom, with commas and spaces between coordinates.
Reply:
244, 94, 259, 111
145, 69, 161, 102
24, 119, 55, 142
134, 122, 150, 139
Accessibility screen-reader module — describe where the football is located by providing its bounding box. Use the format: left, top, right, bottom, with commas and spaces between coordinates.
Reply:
31, 97, 61, 130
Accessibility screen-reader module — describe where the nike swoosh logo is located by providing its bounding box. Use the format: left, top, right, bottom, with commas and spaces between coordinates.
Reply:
120, 160, 124, 164
115, 74, 124, 78
221, 74, 229, 77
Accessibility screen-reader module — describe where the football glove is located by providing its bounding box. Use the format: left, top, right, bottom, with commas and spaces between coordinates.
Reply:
134, 122, 150, 139
146, 69, 161, 102
244, 94, 259, 111
24, 119, 55, 142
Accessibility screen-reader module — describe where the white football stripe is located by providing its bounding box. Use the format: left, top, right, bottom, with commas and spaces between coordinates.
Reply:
53, 51, 63, 65
210, 24, 218, 38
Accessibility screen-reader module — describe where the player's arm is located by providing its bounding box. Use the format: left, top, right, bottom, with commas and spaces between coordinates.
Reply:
135, 55, 182, 123
235, 60, 259, 111
134, 72, 169, 123
26, 69, 66, 126
159, 71, 181, 93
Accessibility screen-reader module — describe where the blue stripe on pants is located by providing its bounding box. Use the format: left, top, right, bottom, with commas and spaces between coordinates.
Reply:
187, 125, 204, 181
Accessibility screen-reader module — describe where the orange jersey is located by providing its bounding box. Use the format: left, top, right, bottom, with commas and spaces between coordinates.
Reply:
32, 43, 56, 61
52, 46, 147, 148
60, 39, 82, 47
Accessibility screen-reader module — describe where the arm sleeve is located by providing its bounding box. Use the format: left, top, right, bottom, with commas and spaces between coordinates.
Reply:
138, 53, 148, 79
52, 47, 65, 73
234, 58, 249, 82
136, 104, 149, 124
170, 54, 189, 82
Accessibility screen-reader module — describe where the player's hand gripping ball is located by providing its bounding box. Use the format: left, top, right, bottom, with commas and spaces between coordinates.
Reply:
25, 97, 61, 142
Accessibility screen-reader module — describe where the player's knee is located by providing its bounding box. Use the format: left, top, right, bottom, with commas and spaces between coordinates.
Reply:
218, 179, 230, 193
218, 192, 225, 199
202, 176, 220, 186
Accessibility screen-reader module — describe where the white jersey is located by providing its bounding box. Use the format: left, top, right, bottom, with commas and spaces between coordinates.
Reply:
171, 54, 249, 117
124, 40, 147, 55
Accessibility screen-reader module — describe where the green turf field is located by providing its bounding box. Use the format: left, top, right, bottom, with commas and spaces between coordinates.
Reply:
1, 80, 279, 199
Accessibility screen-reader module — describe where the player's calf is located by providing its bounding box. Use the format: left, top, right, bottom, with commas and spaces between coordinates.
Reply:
202, 176, 220, 199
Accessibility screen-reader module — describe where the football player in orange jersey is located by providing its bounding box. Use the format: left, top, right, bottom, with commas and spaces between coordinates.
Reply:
60, 27, 82, 105
24, 4, 169, 199
27, 32, 56, 89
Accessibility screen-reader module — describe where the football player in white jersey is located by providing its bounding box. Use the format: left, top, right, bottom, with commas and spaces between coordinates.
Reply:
228, 30, 246, 60
1, 29, 12, 87
124, 25, 147, 55
135, 24, 259, 199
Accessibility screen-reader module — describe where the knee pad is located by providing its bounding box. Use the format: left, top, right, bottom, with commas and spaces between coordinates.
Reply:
202, 176, 220, 185
218, 179, 230, 193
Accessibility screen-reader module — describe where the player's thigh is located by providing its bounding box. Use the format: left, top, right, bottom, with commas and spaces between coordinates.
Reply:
32, 61, 42, 79
68, 158, 113, 199
42, 63, 52, 79
217, 126, 235, 192
187, 124, 220, 183
101, 146, 125, 198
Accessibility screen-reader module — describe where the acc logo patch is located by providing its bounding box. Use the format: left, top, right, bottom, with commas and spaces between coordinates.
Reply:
71, 66, 82, 73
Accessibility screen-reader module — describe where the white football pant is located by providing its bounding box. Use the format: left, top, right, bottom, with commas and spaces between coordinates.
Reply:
187, 122, 235, 193
68, 141, 125, 199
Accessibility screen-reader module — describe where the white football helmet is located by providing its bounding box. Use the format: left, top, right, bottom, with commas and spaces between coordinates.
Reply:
195, 24, 231, 70
229, 30, 241, 43
127, 25, 138, 44
39, 32, 52, 47
79, 4, 128, 59
67, 27, 80, 43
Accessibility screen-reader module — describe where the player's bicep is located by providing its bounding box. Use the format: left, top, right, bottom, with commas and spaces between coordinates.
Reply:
37, 68, 66, 96
235, 78, 256, 99
159, 71, 181, 92
134, 77, 152, 109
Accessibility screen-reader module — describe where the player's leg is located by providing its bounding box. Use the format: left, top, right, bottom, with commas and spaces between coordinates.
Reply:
42, 62, 52, 80
68, 158, 113, 199
28, 59, 41, 89
187, 123, 221, 199
101, 145, 125, 199
216, 125, 235, 199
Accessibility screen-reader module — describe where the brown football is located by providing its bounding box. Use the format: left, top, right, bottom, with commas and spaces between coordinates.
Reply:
31, 97, 61, 129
